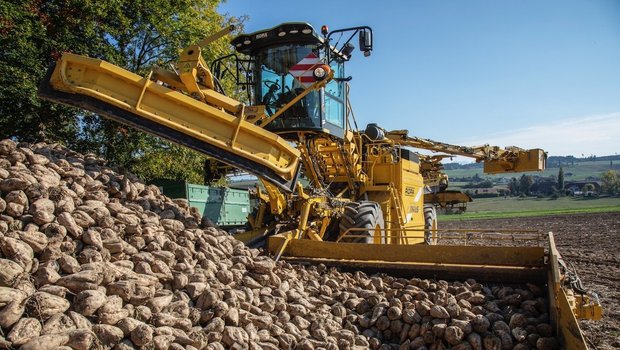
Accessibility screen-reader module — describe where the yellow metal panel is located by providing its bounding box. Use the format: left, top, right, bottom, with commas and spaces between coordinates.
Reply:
547, 276, 589, 350
573, 294, 603, 320
234, 229, 266, 243
557, 288, 589, 350
267, 234, 545, 266
484, 149, 546, 173
202, 90, 242, 114
425, 191, 473, 207
151, 66, 242, 114
399, 159, 425, 229
46, 53, 300, 191
546, 233, 590, 349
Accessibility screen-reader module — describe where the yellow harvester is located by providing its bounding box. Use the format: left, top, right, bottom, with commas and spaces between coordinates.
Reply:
39, 23, 601, 348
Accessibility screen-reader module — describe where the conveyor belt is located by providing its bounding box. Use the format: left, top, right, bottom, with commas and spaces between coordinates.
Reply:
38, 54, 301, 192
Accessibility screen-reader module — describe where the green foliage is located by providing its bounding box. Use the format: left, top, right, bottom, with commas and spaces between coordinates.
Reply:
0, 0, 244, 183
519, 174, 533, 195
508, 177, 519, 195
557, 166, 564, 190
0, 0, 112, 142
581, 183, 595, 193
131, 142, 206, 184
601, 170, 620, 195
462, 179, 493, 189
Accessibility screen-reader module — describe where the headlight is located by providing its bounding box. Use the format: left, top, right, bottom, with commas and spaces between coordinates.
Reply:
312, 64, 331, 81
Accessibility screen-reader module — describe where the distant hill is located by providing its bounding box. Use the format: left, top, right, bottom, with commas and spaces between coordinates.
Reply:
443, 154, 620, 181
546, 154, 620, 167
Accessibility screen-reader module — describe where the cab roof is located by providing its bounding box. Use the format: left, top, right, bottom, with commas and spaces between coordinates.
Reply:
231, 22, 322, 55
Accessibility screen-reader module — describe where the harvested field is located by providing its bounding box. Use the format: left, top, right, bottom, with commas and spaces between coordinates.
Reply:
441, 212, 620, 350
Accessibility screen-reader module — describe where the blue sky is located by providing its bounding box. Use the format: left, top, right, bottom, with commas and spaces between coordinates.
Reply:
218, 0, 620, 157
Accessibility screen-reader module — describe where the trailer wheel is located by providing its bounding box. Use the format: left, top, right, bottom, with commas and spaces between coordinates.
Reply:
424, 204, 438, 245
339, 201, 385, 244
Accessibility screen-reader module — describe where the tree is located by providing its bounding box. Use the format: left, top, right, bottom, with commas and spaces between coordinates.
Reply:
557, 167, 564, 191
1, 0, 244, 183
479, 179, 493, 188
601, 170, 620, 195
508, 177, 519, 195
462, 179, 493, 189
582, 183, 595, 194
519, 174, 533, 196
0, 1, 112, 143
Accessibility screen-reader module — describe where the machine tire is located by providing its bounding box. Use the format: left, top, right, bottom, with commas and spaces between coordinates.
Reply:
424, 204, 438, 245
339, 201, 385, 244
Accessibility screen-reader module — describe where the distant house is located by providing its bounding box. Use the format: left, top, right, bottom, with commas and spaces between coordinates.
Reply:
566, 181, 601, 195
566, 181, 600, 190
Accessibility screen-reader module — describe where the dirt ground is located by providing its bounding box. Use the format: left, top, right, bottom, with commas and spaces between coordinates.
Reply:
441, 212, 620, 350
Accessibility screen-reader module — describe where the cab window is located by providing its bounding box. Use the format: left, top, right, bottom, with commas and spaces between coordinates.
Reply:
324, 61, 345, 128
256, 44, 322, 130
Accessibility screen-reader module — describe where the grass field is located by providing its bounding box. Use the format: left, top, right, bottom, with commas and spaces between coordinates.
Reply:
439, 196, 620, 221
444, 159, 620, 181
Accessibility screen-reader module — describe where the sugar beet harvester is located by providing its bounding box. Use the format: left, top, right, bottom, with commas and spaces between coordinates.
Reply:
39, 22, 601, 348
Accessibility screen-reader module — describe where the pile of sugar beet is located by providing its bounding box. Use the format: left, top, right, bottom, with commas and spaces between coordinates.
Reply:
0, 138, 560, 350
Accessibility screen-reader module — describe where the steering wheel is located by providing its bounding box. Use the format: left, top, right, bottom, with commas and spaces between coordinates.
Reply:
263, 80, 280, 90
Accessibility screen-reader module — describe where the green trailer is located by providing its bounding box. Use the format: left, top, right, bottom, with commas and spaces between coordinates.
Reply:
152, 179, 251, 228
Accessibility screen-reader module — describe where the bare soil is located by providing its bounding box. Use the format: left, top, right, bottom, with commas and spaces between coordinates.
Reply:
441, 212, 620, 350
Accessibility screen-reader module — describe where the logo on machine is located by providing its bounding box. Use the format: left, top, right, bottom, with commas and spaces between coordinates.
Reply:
405, 186, 415, 196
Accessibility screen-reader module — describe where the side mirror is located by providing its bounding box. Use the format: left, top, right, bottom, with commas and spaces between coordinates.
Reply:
359, 29, 373, 56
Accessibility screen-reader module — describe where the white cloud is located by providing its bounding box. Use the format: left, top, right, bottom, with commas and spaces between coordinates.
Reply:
454, 112, 620, 159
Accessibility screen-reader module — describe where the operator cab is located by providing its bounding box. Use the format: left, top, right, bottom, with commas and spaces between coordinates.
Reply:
229, 23, 372, 140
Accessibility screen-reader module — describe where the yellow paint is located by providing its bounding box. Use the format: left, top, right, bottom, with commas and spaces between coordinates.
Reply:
43, 28, 593, 348
49, 53, 300, 185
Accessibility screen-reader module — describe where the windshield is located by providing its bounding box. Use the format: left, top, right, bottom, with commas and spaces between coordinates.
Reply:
256, 44, 321, 130
324, 61, 344, 129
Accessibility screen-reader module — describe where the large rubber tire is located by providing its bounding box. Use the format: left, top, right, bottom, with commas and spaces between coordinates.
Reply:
424, 204, 438, 245
339, 201, 386, 244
